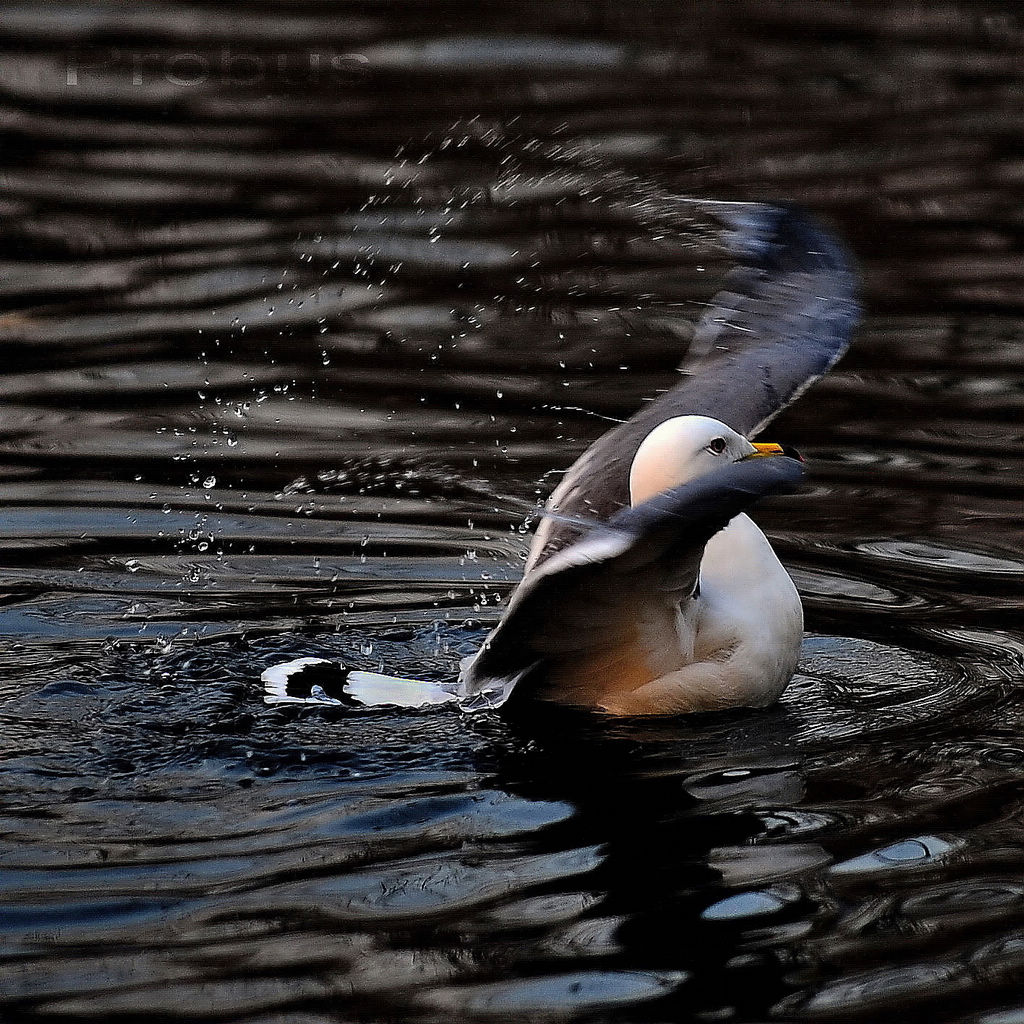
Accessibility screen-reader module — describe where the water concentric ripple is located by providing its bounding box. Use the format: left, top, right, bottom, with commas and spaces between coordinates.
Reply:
2, 2, 1024, 1022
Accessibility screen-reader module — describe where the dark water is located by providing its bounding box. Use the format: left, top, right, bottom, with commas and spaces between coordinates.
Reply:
2, 3, 1024, 1022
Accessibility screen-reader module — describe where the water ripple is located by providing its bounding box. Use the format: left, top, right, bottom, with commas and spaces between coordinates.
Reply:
2, 2, 1024, 1022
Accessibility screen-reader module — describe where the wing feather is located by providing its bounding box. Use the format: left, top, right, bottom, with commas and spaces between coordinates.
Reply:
529, 203, 858, 568
459, 456, 804, 708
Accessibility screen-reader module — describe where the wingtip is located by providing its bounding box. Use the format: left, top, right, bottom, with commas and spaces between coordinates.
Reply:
261, 657, 351, 705
714, 201, 859, 287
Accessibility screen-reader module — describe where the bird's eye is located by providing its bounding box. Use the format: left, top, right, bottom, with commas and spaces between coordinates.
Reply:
707, 437, 728, 455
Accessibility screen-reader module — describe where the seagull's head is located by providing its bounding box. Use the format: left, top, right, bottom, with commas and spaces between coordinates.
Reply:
628, 415, 796, 506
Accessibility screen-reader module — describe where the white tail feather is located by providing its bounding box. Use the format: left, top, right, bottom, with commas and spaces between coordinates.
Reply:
261, 657, 459, 709
344, 671, 458, 708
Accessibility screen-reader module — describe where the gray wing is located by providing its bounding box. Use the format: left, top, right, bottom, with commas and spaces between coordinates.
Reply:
529, 203, 858, 567
459, 455, 804, 709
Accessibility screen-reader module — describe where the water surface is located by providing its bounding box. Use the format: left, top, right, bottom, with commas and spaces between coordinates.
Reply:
1, 3, 1024, 1022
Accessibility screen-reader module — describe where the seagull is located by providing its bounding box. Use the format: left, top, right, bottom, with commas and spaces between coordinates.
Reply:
459, 417, 806, 715
262, 203, 859, 716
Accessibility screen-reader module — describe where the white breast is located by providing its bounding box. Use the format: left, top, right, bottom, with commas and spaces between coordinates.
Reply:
690, 513, 804, 706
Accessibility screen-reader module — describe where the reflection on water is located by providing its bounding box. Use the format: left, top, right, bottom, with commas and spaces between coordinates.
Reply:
3, 2, 1024, 1022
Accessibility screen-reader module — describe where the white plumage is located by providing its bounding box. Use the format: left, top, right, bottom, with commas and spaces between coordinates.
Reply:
458, 416, 804, 715
260, 203, 859, 718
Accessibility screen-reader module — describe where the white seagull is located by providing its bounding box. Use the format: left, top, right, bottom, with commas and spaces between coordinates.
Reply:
262, 203, 859, 716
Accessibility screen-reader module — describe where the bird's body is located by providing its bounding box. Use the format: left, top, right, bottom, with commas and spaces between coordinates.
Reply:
535, 511, 802, 715
679, 512, 803, 710
612, 417, 803, 713
458, 417, 805, 715
262, 202, 859, 718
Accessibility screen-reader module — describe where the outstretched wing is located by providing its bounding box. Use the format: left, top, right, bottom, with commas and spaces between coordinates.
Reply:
459, 455, 804, 709
529, 203, 858, 568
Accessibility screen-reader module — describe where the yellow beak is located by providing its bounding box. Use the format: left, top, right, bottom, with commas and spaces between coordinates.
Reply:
750, 442, 785, 457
